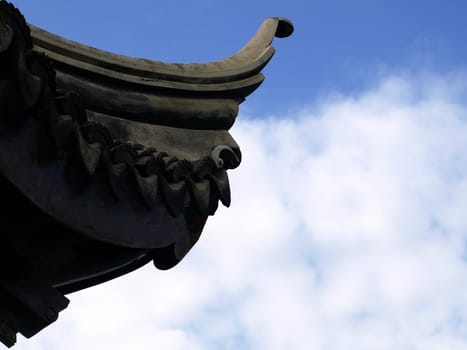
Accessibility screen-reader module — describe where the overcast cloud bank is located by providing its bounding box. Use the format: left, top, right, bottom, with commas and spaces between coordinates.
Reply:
16, 71, 467, 350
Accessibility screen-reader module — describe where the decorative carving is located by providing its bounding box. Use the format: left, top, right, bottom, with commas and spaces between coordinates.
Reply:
0, 1, 292, 346
0, 19, 239, 218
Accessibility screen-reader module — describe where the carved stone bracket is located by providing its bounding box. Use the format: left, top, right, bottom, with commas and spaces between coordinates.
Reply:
0, 1, 292, 346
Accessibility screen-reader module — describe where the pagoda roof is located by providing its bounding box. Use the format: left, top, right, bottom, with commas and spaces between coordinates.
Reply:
0, 1, 293, 345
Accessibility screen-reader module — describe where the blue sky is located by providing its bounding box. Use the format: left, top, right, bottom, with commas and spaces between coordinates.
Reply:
9, 1, 467, 349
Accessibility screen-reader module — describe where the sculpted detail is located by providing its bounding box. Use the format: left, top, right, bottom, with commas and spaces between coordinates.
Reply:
0, 1, 292, 347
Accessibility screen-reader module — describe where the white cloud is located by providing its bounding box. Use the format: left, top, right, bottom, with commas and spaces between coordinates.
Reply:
15, 71, 467, 349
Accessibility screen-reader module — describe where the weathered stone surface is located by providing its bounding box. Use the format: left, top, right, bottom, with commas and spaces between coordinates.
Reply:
0, 1, 292, 346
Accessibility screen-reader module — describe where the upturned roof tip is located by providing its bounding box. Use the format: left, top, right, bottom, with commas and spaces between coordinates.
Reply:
29, 16, 293, 99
